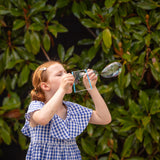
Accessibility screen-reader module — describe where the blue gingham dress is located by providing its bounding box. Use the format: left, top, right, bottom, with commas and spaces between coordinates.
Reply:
21, 100, 93, 160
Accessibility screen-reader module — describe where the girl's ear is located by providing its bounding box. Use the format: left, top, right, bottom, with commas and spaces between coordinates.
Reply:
40, 82, 50, 91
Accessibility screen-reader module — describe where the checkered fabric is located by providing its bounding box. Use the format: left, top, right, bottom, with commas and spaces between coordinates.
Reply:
21, 100, 93, 160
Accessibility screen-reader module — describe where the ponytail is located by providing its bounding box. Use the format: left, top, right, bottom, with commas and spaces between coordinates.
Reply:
30, 88, 45, 102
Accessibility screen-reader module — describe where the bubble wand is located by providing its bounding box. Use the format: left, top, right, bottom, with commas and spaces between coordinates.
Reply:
71, 62, 122, 93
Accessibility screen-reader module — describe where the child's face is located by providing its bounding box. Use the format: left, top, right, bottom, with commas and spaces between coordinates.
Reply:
46, 63, 68, 94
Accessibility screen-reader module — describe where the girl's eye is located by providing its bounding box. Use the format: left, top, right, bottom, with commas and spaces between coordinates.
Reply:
57, 73, 62, 76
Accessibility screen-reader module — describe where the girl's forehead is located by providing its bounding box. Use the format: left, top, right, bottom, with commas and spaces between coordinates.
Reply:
47, 63, 65, 72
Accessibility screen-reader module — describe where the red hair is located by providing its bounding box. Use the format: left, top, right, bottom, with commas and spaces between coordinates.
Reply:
30, 61, 62, 102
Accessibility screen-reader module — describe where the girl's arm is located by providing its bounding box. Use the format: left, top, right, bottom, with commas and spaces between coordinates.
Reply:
30, 74, 74, 126
88, 87, 112, 125
83, 70, 112, 125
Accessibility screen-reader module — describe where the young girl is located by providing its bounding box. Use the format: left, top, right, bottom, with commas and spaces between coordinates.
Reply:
21, 61, 111, 160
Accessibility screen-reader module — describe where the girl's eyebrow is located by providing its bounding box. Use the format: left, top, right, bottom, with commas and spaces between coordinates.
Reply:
56, 70, 67, 74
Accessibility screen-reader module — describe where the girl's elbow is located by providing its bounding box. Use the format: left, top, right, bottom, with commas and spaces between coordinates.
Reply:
104, 116, 112, 125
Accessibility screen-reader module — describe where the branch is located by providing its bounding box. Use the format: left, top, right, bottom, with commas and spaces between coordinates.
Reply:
86, 28, 97, 38
40, 44, 51, 61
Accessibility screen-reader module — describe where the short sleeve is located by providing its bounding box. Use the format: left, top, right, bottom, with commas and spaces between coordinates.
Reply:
25, 101, 44, 121
49, 101, 93, 139
21, 101, 44, 137
66, 101, 93, 134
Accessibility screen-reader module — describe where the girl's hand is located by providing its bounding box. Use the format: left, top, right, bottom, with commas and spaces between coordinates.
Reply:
83, 69, 98, 90
60, 73, 75, 94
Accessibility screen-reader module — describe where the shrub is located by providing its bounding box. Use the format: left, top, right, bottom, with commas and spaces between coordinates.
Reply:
0, 0, 160, 159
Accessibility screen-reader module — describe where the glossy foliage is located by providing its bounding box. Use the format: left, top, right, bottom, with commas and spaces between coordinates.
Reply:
0, 0, 160, 159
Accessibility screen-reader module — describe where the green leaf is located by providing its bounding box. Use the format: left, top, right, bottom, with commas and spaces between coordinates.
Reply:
2, 92, 21, 110
0, 78, 5, 94
145, 143, 153, 155
142, 116, 151, 127
5, 59, 24, 69
81, 138, 95, 156
125, 73, 131, 88
135, 128, 144, 142
94, 32, 102, 48
10, 8, 23, 16
11, 73, 18, 90
48, 25, 57, 37
30, 32, 40, 55
55, 0, 70, 8
150, 99, 160, 115
13, 19, 25, 30
128, 99, 140, 114
137, 2, 158, 10
87, 46, 99, 61
15, 47, 35, 60
150, 64, 160, 82
43, 33, 50, 52
127, 157, 144, 160
97, 133, 111, 154
119, 122, 137, 132
81, 19, 100, 28
58, 44, 65, 62
64, 46, 74, 61
78, 39, 94, 45
144, 134, 152, 154
48, 22, 68, 37
102, 28, 112, 49
12, 49, 20, 60
157, 23, 160, 30
29, 23, 44, 31
72, 1, 81, 18
47, 7, 56, 22
0, 6, 10, 15
24, 31, 32, 53
0, 127, 11, 145
29, 1, 46, 16
105, 0, 116, 9
145, 34, 151, 46
119, 0, 131, 2
149, 124, 159, 143
121, 134, 135, 157
87, 124, 94, 136
18, 65, 30, 87
3, 47, 10, 67
18, 131, 28, 150
138, 90, 149, 112
125, 17, 142, 25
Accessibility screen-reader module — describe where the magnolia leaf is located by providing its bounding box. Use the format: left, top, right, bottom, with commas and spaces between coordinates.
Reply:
1, 127, 11, 145
58, 44, 65, 62
72, 1, 81, 18
13, 19, 25, 30
105, 0, 116, 9
142, 116, 151, 127
30, 32, 40, 55
24, 31, 32, 53
102, 28, 112, 49
64, 46, 74, 61
125, 17, 142, 25
121, 134, 134, 157
18, 65, 30, 87
135, 128, 144, 142
43, 33, 51, 52
81, 138, 95, 156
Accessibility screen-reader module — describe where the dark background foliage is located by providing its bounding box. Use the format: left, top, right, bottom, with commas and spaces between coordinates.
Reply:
0, 0, 160, 160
